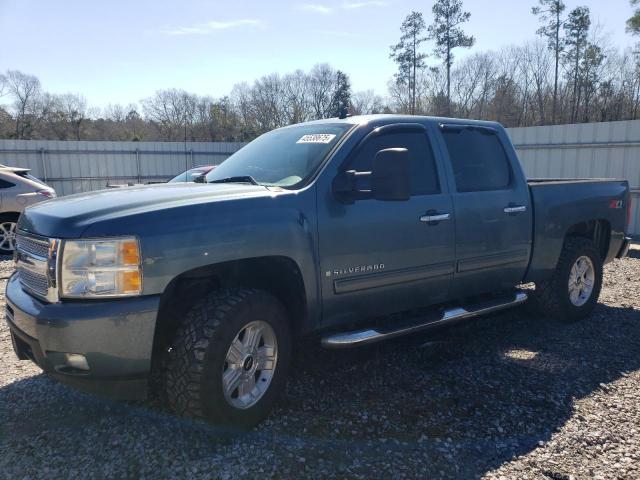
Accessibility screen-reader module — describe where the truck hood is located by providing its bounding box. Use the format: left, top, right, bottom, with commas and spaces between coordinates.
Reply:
18, 182, 273, 238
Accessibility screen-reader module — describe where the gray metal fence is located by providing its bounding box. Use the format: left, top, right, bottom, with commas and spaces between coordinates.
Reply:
1, 119, 639, 234
0, 139, 245, 196
508, 120, 640, 236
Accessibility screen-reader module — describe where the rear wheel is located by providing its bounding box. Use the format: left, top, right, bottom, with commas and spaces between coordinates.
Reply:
530, 236, 603, 322
164, 288, 291, 429
0, 213, 19, 255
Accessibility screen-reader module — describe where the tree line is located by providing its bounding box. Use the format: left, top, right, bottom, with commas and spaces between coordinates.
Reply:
1, 0, 640, 142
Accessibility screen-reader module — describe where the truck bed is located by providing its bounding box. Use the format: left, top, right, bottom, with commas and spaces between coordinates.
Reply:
524, 178, 629, 283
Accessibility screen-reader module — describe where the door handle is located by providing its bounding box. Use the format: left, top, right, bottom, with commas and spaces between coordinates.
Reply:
420, 213, 451, 223
503, 205, 527, 214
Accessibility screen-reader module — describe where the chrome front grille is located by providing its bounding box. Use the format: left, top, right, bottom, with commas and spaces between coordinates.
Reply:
15, 232, 57, 302
16, 266, 49, 295
16, 235, 49, 258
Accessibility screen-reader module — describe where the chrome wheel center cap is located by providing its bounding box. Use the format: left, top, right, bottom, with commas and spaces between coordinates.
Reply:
242, 354, 254, 371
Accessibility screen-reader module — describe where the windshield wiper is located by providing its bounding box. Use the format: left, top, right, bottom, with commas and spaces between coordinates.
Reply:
209, 175, 259, 186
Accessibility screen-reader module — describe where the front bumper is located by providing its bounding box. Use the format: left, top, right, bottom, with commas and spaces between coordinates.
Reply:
617, 236, 632, 259
5, 273, 160, 400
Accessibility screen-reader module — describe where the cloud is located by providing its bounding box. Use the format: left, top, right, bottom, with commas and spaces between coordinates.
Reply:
297, 4, 334, 14
316, 29, 362, 38
161, 19, 263, 36
297, 1, 387, 15
342, 1, 387, 9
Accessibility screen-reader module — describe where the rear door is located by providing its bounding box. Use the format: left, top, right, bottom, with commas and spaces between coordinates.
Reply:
316, 123, 456, 326
436, 124, 532, 297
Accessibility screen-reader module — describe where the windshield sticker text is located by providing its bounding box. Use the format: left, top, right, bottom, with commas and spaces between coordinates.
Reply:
296, 134, 336, 144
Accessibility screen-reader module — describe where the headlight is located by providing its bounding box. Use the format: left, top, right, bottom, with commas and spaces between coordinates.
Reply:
60, 237, 142, 298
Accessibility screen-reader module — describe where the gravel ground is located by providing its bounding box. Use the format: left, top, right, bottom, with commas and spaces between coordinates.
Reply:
1, 247, 639, 479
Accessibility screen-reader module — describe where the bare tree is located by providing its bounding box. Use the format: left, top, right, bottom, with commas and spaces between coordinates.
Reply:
0, 73, 7, 99
230, 82, 259, 140
524, 40, 553, 124
450, 52, 496, 118
351, 90, 385, 115
5, 70, 42, 138
309, 64, 337, 119
283, 70, 312, 124
142, 89, 197, 141
104, 103, 126, 123
57, 93, 88, 140
250, 73, 288, 132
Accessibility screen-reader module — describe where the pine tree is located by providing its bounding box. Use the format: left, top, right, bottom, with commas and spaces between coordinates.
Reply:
564, 6, 591, 123
329, 71, 351, 118
389, 11, 428, 115
428, 0, 475, 116
532, 0, 566, 124
628, 0, 640, 35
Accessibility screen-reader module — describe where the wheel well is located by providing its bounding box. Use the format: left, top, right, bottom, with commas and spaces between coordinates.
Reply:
151, 256, 307, 368
565, 219, 610, 260
0, 212, 20, 220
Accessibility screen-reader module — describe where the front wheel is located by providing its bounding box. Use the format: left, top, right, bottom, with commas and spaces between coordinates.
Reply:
164, 288, 291, 429
0, 213, 19, 255
530, 236, 603, 322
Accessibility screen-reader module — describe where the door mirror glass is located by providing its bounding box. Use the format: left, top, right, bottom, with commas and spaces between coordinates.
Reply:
371, 148, 410, 201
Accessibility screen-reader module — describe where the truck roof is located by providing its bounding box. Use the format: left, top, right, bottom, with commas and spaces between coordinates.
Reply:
289, 114, 504, 130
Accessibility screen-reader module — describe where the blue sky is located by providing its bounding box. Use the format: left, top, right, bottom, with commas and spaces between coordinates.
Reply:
0, 0, 636, 108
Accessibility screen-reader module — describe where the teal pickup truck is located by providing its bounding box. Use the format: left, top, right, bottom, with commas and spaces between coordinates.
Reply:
6, 115, 631, 428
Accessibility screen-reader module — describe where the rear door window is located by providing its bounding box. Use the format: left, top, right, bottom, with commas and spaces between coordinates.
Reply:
441, 127, 511, 192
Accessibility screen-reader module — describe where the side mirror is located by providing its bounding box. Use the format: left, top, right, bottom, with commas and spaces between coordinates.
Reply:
194, 174, 206, 183
371, 148, 410, 201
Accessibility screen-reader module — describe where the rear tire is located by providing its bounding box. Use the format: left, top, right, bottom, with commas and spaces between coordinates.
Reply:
530, 236, 603, 322
164, 288, 291, 429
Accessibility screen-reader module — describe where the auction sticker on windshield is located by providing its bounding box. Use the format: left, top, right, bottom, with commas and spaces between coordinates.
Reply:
296, 134, 336, 144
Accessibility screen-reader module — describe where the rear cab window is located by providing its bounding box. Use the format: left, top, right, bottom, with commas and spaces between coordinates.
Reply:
441, 126, 512, 192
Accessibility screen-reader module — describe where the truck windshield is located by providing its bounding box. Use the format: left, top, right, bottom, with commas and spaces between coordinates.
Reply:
205, 123, 352, 187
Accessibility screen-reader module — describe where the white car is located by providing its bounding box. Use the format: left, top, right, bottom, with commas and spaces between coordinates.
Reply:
0, 165, 56, 254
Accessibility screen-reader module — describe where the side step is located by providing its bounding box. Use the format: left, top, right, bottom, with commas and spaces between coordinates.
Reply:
321, 291, 528, 349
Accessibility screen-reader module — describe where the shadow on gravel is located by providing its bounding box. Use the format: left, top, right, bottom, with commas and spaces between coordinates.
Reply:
1, 303, 639, 478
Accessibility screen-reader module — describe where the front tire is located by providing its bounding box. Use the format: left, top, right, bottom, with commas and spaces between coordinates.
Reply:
0, 213, 19, 255
531, 236, 603, 322
164, 288, 291, 429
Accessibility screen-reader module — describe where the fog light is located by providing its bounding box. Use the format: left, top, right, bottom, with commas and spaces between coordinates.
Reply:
64, 353, 89, 371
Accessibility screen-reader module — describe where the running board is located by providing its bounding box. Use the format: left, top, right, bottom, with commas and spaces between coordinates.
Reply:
321, 291, 528, 349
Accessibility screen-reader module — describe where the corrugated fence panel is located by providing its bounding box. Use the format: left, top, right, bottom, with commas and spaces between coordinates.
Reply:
0, 139, 246, 195
1, 121, 639, 234
508, 119, 640, 235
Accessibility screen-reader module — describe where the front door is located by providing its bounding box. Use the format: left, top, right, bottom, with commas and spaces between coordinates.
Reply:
317, 124, 456, 327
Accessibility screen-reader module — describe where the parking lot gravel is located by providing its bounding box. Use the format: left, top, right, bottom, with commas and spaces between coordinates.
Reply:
1, 247, 639, 479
